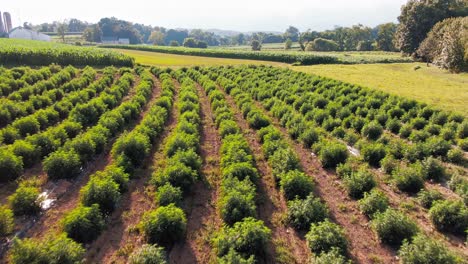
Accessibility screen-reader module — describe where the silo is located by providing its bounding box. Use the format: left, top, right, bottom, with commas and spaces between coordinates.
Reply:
0, 12, 4, 33
4, 12, 12, 33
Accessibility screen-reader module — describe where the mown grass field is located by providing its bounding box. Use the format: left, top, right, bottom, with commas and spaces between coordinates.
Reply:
294, 63, 468, 116
114, 48, 287, 67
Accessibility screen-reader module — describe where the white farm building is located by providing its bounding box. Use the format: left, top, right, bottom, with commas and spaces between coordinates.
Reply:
8, 28, 51, 42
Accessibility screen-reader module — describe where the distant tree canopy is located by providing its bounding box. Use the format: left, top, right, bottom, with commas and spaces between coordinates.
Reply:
395, 0, 468, 55
98, 17, 143, 44
306, 38, 340, 51
417, 17, 467, 72
284, 26, 300, 42
251, 40, 262, 51
164, 29, 189, 46
376, 23, 397, 51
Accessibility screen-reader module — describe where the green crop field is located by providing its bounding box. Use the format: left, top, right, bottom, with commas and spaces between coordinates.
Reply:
294, 63, 468, 116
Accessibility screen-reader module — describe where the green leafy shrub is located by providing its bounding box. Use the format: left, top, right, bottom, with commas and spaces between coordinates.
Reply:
164, 133, 198, 157
429, 200, 467, 235
361, 121, 383, 140
392, 166, 424, 193
11, 141, 39, 168
287, 195, 328, 230
219, 177, 256, 225
0, 151, 23, 182
62, 204, 104, 243
306, 220, 348, 255
372, 209, 418, 247
280, 170, 314, 200
313, 248, 350, 264
360, 143, 386, 167
318, 141, 348, 168
246, 111, 270, 130
80, 175, 120, 214
399, 234, 458, 264
155, 183, 183, 206
218, 249, 255, 264
128, 244, 167, 264
380, 155, 397, 174
424, 137, 451, 157
9, 184, 41, 216
417, 189, 443, 208
43, 150, 81, 180
9, 233, 85, 264
219, 120, 240, 138
168, 149, 202, 171
421, 157, 445, 182
269, 148, 301, 178
447, 148, 464, 164
0, 206, 14, 236
222, 162, 258, 182
140, 204, 187, 245
112, 132, 150, 171
154, 162, 197, 192
13, 116, 40, 137
358, 189, 389, 218
344, 170, 376, 199
300, 127, 319, 148
213, 217, 271, 258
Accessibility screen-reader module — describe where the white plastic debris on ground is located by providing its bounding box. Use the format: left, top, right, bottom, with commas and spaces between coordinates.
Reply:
347, 145, 360, 157
38, 191, 55, 210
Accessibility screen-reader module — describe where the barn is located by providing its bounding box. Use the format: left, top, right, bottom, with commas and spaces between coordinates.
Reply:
8, 28, 51, 42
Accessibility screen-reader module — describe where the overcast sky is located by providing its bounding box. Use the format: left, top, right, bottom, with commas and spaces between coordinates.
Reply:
2, 0, 408, 32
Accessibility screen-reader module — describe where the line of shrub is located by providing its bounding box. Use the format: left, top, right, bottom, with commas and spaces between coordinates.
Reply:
0, 68, 122, 183
0, 66, 57, 97
0, 66, 78, 127
193, 70, 271, 262
0, 67, 99, 145
0, 39, 134, 67
214, 65, 465, 262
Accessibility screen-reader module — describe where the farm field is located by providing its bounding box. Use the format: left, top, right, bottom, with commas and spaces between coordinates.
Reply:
294, 63, 468, 116
0, 60, 467, 264
113, 48, 287, 67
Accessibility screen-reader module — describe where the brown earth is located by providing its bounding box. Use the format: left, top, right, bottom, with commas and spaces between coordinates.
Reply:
168, 83, 222, 264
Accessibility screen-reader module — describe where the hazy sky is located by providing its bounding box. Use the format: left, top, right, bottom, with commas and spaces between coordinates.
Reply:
2, 0, 408, 32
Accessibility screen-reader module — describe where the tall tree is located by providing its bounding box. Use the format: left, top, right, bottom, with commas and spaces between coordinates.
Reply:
395, 0, 468, 55
284, 26, 300, 42
57, 22, 68, 43
376, 23, 397, 51
148, 31, 165, 45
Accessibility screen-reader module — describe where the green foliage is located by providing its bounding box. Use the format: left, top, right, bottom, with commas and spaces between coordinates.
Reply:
429, 200, 468, 235
280, 170, 315, 200
128, 244, 167, 264
358, 189, 389, 218
155, 183, 183, 207
43, 150, 81, 179
62, 204, 104, 243
0, 206, 14, 236
392, 165, 425, 193
219, 177, 256, 225
318, 141, 348, 168
372, 209, 419, 247
140, 204, 187, 245
287, 195, 329, 230
218, 249, 255, 264
9, 184, 41, 216
421, 157, 445, 182
0, 38, 134, 67
0, 151, 23, 182
417, 189, 443, 208
11, 140, 40, 168
343, 169, 376, 199
399, 234, 459, 264
9, 234, 85, 264
214, 217, 271, 258
313, 247, 350, 264
306, 220, 348, 255
361, 121, 383, 140
112, 132, 151, 171
80, 174, 120, 213
306, 38, 340, 52
154, 162, 197, 192
360, 142, 386, 167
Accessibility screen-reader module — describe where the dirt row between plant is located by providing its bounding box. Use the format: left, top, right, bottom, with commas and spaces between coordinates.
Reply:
85, 78, 180, 264
243, 94, 397, 264
219, 86, 311, 264
168, 83, 222, 264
